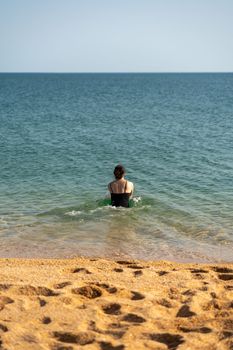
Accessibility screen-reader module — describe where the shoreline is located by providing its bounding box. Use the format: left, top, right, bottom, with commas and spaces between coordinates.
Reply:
0, 257, 232, 349
0, 255, 233, 264
0, 238, 232, 264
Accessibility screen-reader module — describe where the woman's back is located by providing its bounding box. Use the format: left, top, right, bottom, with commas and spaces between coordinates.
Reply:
108, 165, 134, 208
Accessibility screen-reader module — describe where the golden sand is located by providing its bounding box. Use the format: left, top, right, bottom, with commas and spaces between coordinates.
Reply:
0, 257, 232, 350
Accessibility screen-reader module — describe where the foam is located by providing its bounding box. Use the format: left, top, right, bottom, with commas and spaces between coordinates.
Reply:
65, 210, 82, 216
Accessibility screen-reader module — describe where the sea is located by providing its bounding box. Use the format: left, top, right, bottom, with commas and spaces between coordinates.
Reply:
0, 73, 232, 262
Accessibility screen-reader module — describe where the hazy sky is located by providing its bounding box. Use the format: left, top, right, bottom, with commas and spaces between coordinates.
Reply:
0, 0, 233, 72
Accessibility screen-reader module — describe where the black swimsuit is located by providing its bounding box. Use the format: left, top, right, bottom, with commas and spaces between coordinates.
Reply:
110, 181, 131, 208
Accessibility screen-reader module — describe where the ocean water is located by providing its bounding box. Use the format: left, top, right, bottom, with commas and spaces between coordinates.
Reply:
0, 73, 232, 262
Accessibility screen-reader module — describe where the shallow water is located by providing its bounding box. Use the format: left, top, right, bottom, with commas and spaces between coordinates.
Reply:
0, 73, 233, 262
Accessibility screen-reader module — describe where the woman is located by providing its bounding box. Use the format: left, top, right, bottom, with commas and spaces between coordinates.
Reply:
108, 165, 134, 207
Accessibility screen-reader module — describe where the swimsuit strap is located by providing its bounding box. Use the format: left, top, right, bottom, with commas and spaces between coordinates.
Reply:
124, 181, 128, 193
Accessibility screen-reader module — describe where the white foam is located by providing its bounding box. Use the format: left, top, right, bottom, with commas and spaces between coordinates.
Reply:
132, 196, 142, 204
65, 199, 146, 217
65, 210, 82, 216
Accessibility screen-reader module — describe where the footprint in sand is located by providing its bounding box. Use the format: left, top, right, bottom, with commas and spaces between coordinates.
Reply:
38, 298, 47, 307
105, 330, 126, 340
0, 323, 8, 332
157, 271, 169, 276
94, 283, 118, 294
72, 267, 92, 274
147, 333, 185, 350
51, 344, 74, 350
134, 270, 143, 277
193, 273, 205, 280
126, 265, 144, 269
116, 260, 135, 265
218, 274, 233, 281
176, 305, 196, 317
0, 296, 14, 305
210, 292, 217, 298
122, 313, 146, 323
218, 320, 233, 342
89, 320, 126, 340
42, 316, 52, 324
211, 266, 233, 281
72, 285, 102, 299
108, 322, 129, 330
0, 296, 14, 311
53, 331, 95, 345
113, 268, 124, 273
53, 282, 72, 289
130, 291, 145, 300
99, 341, 125, 350
182, 290, 196, 296
157, 298, 173, 308
219, 331, 233, 342
16, 285, 58, 297
116, 261, 145, 269
225, 285, 233, 290
212, 267, 233, 273
190, 269, 208, 274
178, 326, 212, 334
102, 303, 121, 315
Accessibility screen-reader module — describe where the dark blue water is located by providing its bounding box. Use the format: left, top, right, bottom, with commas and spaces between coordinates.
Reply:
0, 73, 232, 262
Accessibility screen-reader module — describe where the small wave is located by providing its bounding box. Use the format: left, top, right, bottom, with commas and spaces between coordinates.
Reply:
65, 205, 117, 216
89, 205, 113, 213
38, 195, 155, 221
132, 196, 142, 204
65, 210, 82, 216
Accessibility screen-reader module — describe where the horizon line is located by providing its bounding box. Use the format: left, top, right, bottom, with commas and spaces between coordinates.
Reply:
0, 71, 233, 74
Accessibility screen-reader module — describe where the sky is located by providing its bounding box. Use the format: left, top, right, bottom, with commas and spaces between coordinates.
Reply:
0, 0, 233, 72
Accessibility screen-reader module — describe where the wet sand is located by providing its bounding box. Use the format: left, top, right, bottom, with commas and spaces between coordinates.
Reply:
0, 257, 232, 349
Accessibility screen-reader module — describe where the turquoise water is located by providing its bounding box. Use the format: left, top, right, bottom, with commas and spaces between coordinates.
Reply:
0, 73, 232, 262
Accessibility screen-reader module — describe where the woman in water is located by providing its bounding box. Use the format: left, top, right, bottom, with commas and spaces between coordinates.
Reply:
108, 165, 134, 207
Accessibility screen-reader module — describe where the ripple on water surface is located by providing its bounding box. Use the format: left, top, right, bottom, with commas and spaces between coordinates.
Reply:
0, 73, 233, 261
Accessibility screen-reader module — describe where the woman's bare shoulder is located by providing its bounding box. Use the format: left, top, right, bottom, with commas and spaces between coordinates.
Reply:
127, 180, 134, 185
126, 180, 134, 189
108, 181, 115, 189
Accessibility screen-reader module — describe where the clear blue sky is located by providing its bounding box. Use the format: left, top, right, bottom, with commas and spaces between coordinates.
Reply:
0, 0, 233, 72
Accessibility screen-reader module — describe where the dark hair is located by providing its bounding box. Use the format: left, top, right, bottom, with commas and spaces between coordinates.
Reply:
114, 164, 125, 180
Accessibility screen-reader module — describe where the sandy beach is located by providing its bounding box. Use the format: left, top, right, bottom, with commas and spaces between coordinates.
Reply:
0, 258, 232, 349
